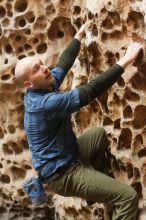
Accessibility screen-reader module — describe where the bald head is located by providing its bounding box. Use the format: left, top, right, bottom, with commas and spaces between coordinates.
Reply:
15, 56, 38, 83
15, 56, 54, 90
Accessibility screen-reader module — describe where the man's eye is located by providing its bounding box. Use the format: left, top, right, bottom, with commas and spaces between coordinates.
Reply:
33, 65, 40, 72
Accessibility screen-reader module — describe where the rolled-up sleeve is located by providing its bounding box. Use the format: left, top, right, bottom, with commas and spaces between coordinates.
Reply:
51, 67, 65, 89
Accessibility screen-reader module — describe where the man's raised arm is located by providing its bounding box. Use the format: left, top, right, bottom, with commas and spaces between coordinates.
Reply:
77, 43, 143, 107
56, 24, 86, 74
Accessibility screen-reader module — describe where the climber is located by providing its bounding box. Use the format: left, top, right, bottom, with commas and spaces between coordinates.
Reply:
15, 23, 143, 220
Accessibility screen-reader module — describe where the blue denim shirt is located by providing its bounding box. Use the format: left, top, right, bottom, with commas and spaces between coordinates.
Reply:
24, 67, 80, 179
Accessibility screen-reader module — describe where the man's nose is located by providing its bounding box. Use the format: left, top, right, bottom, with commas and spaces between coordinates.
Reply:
42, 66, 48, 74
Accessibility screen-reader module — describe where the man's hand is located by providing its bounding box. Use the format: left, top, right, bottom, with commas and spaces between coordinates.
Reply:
117, 43, 143, 69
74, 23, 87, 42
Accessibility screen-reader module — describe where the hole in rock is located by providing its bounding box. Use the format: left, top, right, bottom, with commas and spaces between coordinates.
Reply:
100, 7, 107, 14
17, 46, 23, 53
109, 11, 120, 25
126, 163, 133, 178
3, 144, 13, 155
57, 31, 64, 38
33, 38, 39, 44
34, 16, 47, 29
23, 212, 30, 217
8, 125, 16, 134
4, 58, 8, 64
6, 2, 12, 10
133, 134, 143, 151
103, 116, 112, 126
48, 17, 75, 41
133, 105, 146, 129
114, 118, 121, 129
130, 73, 146, 92
2, 18, 10, 27
74, 17, 83, 28
115, 52, 119, 59
143, 173, 146, 187
73, 6, 81, 15
0, 127, 4, 138
133, 167, 140, 179
110, 30, 123, 39
124, 87, 140, 101
0, 27, 2, 37
101, 32, 108, 41
26, 11, 35, 23
5, 44, 13, 54
88, 12, 94, 20
87, 42, 101, 68
95, 13, 98, 18
46, 4, 55, 14
15, 0, 28, 12
138, 148, 146, 158
131, 182, 142, 198
102, 18, 113, 29
19, 18, 26, 27
11, 142, 23, 154
0, 174, 10, 183
1, 74, 11, 80
112, 158, 120, 171
15, 35, 21, 41
24, 164, 32, 170
18, 189, 25, 197
117, 76, 125, 88
18, 54, 26, 59
127, 11, 144, 29
11, 67, 15, 75
37, 43, 47, 54
7, 11, 13, 17
118, 128, 132, 149
105, 51, 116, 66
25, 29, 31, 35
123, 105, 133, 118
24, 43, 32, 50
0, 6, 6, 18
2, 192, 11, 201
119, 163, 127, 172
92, 24, 98, 36
21, 139, 29, 149
28, 51, 35, 56
11, 166, 26, 180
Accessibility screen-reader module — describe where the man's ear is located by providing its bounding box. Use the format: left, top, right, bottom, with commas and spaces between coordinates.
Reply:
24, 80, 33, 88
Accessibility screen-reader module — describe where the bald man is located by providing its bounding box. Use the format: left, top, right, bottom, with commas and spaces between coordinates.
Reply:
15, 23, 143, 220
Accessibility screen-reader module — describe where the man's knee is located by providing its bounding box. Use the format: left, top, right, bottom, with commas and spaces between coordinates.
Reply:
125, 186, 138, 207
95, 127, 107, 137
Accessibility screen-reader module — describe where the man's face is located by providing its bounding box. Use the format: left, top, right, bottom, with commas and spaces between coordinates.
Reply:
24, 58, 55, 90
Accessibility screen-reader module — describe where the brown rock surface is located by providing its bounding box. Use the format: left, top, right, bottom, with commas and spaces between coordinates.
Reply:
0, 0, 146, 219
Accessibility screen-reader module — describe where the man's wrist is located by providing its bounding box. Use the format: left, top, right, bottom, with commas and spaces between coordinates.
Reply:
74, 33, 85, 42
116, 56, 132, 69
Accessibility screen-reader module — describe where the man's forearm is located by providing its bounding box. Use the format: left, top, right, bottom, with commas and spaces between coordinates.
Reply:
56, 38, 81, 74
77, 64, 124, 107
56, 23, 86, 74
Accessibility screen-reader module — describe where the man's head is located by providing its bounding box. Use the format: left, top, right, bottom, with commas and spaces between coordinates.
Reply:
15, 57, 55, 90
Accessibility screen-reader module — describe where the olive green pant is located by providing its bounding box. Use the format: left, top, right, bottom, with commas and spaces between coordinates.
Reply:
48, 127, 138, 220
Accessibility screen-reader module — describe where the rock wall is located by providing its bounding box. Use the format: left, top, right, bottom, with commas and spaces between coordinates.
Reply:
1, 0, 146, 219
